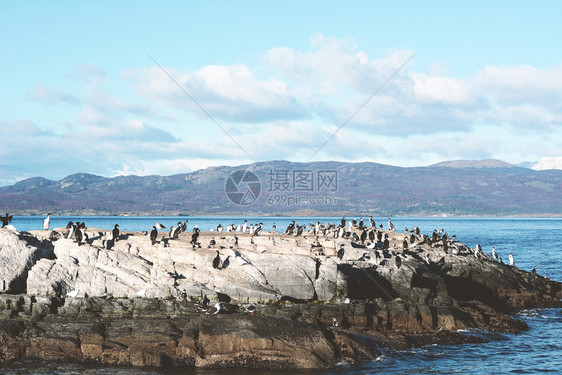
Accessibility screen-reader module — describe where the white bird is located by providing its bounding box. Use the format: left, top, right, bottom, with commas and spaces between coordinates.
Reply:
492, 247, 499, 262
67, 225, 75, 239
242, 220, 248, 233
509, 253, 515, 266
245, 304, 257, 315
229, 249, 250, 265
66, 289, 79, 298
43, 213, 51, 230
206, 302, 221, 315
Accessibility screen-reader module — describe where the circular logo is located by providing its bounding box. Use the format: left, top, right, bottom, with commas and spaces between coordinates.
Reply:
225, 170, 261, 205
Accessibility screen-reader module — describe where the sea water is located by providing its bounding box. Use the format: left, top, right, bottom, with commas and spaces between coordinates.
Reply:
1, 217, 561, 374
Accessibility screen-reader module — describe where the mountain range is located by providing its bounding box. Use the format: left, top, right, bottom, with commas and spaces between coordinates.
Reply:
0, 159, 560, 216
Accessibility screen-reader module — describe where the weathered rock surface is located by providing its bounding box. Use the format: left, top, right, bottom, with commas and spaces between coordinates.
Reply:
1, 227, 561, 369
0, 312, 378, 369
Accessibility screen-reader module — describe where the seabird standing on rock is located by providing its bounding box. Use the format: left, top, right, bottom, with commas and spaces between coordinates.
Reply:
388, 218, 395, 232
191, 226, 200, 245
207, 303, 221, 315
171, 225, 181, 239
509, 253, 515, 266
43, 213, 51, 230
383, 234, 390, 250
74, 225, 83, 245
341, 217, 346, 227
531, 265, 538, 275
246, 305, 257, 316
150, 226, 158, 245
242, 220, 248, 233
67, 224, 76, 240
492, 247, 498, 262
337, 244, 345, 260
212, 251, 221, 269
112, 224, 120, 241
395, 255, 402, 269
284, 221, 295, 235
369, 216, 375, 228
180, 290, 187, 303
0, 213, 13, 228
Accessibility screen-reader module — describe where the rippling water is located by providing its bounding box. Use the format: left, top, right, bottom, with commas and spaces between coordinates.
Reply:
2, 216, 561, 374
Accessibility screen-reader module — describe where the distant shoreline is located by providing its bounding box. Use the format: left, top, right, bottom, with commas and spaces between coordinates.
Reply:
5, 213, 562, 218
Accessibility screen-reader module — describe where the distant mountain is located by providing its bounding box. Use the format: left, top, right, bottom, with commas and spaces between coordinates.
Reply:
531, 157, 562, 171
1, 160, 561, 216
431, 159, 516, 168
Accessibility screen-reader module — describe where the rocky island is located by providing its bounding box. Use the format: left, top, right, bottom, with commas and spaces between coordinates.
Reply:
1, 223, 561, 369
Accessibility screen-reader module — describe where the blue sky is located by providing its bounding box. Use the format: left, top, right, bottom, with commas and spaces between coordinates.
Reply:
1, 0, 561, 185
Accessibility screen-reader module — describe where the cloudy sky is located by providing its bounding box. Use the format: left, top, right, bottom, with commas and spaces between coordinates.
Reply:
1, 1, 561, 185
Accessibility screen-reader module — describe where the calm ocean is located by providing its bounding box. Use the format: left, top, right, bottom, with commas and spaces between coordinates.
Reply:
1, 216, 561, 374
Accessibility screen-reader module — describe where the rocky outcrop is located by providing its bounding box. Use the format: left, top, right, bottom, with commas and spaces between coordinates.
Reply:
0, 229, 54, 293
0, 312, 378, 369
0, 227, 561, 369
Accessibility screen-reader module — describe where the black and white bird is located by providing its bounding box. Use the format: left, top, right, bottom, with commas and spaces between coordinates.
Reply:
74, 225, 83, 245
388, 218, 395, 232
112, 224, 120, 241
492, 247, 498, 262
150, 226, 158, 245
156, 222, 166, 230
212, 251, 221, 269
43, 213, 52, 230
246, 304, 257, 316
369, 216, 375, 228
0, 213, 13, 228
395, 255, 402, 269
206, 302, 221, 315
171, 225, 181, 240
181, 220, 188, 232
191, 226, 200, 245
337, 244, 345, 260
284, 221, 295, 235
67, 224, 76, 240
531, 265, 538, 275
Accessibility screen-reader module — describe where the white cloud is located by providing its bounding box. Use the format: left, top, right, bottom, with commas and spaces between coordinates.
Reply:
2, 37, 562, 186
411, 73, 472, 105
26, 84, 81, 106
128, 64, 304, 123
